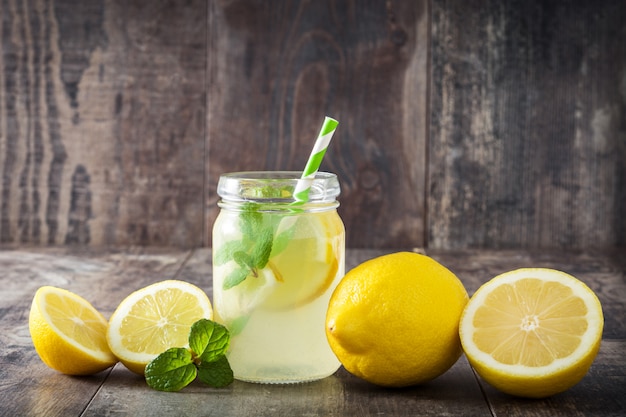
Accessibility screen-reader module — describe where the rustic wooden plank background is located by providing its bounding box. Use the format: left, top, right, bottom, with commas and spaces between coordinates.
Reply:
0, 0, 623, 249
0, 0, 207, 247
430, 0, 626, 249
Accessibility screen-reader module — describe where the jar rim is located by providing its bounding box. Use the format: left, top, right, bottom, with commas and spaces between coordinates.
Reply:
217, 171, 340, 203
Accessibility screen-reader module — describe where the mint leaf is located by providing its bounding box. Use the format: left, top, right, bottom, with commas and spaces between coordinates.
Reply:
214, 240, 246, 266
189, 319, 230, 363
223, 266, 249, 290
239, 207, 262, 240
270, 222, 296, 258
233, 250, 255, 270
250, 227, 273, 269
145, 348, 197, 392
198, 355, 234, 388
216, 196, 295, 290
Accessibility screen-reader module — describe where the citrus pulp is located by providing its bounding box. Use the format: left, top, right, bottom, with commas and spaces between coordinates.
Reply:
106, 280, 213, 375
459, 268, 604, 398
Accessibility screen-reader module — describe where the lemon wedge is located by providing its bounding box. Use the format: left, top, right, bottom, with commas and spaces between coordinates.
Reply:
29, 286, 117, 375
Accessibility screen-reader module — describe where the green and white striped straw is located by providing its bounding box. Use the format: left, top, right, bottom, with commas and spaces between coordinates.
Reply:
293, 116, 339, 203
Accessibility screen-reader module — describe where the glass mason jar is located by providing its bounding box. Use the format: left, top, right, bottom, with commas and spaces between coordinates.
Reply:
212, 171, 345, 383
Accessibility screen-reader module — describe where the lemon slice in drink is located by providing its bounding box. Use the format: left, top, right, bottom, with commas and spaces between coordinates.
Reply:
29, 286, 117, 375
106, 280, 213, 375
459, 268, 604, 398
261, 211, 341, 310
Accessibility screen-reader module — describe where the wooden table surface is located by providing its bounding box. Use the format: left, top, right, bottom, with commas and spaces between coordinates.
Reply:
0, 247, 624, 416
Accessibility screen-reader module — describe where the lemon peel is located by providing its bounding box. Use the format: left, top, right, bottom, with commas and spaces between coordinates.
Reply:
326, 252, 468, 387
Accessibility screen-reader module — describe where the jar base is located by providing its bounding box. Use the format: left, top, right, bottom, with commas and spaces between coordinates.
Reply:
234, 365, 340, 384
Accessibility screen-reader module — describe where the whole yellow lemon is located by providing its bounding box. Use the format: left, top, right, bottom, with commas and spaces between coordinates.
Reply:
325, 252, 468, 387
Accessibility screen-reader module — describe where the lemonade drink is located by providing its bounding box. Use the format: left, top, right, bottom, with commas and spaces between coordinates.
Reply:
212, 172, 344, 383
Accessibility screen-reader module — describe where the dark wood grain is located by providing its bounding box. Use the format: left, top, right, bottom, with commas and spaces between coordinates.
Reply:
0, 0, 207, 247
1, 0, 625, 250
0, 247, 624, 416
206, 0, 429, 249
429, 0, 626, 250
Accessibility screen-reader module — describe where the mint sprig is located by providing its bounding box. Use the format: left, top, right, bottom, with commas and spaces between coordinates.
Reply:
145, 319, 234, 392
216, 202, 296, 290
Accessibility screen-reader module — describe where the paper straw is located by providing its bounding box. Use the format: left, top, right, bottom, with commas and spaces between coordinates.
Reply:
292, 117, 339, 203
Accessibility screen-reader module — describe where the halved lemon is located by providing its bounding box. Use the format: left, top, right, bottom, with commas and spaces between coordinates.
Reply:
29, 286, 117, 375
459, 268, 604, 398
106, 280, 212, 375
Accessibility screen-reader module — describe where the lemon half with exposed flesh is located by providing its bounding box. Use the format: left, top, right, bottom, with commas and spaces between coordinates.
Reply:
29, 286, 117, 375
459, 268, 604, 398
106, 280, 213, 375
